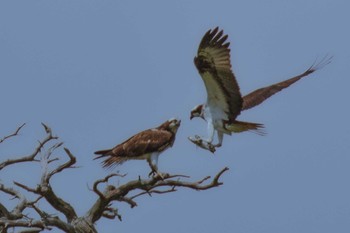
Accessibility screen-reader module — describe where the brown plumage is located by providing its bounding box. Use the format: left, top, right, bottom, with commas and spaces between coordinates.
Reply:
242, 56, 332, 111
189, 27, 264, 151
194, 27, 243, 123
189, 27, 332, 152
94, 118, 181, 174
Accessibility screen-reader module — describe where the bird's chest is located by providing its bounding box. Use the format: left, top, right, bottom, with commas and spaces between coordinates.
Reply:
203, 105, 226, 130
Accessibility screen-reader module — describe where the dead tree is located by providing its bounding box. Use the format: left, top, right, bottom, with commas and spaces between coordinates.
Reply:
0, 124, 228, 233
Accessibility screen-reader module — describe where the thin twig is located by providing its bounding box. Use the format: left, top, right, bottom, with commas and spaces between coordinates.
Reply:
0, 123, 26, 144
86, 167, 229, 224
130, 186, 177, 199
13, 181, 38, 194
102, 206, 122, 221
0, 124, 58, 170
118, 196, 137, 208
92, 173, 126, 200
45, 148, 77, 183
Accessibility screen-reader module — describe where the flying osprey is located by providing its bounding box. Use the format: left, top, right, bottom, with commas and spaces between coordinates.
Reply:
94, 118, 181, 178
189, 27, 331, 153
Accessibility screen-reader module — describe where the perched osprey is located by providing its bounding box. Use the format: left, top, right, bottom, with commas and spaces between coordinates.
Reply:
94, 118, 181, 177
189, 27, 331, 153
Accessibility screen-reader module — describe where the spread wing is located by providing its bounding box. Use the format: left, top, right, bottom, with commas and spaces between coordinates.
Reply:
242, 55, 332, 111
194, 27, 243, 123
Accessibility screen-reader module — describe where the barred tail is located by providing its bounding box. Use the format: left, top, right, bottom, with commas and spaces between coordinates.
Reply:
100, 156, 128, 169
94, 149, 112, 160
94, 149, 127, 169
226, 120, 266, 136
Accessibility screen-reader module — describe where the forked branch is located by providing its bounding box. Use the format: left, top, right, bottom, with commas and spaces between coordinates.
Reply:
0, 123, 26, 144
0, 123, 58, 170
1, 124, 229, 233
87, 167, 229, 223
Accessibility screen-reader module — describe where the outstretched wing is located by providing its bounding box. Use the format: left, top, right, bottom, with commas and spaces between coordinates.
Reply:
242, 56, 332, 111
194, 27, 243, 123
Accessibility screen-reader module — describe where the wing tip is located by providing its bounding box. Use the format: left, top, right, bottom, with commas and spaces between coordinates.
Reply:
307, 54, 333, 73
199, 26, 229, 49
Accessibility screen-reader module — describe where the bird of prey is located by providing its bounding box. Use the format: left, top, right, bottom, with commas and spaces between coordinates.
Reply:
94, 118, 181, 177
189, 27, 331, 153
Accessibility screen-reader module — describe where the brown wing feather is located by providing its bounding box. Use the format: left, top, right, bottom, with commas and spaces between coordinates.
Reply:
194, 27, 243, 122
118, 129, 173, 156
242, 55, 332, 111
94, 129, 173, 168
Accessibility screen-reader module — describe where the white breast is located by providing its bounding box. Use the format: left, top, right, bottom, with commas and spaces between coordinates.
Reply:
204, 103, 228, 132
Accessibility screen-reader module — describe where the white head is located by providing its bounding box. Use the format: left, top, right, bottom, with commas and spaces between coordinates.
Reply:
158, 118, 181, 133
190, 104, 204, 120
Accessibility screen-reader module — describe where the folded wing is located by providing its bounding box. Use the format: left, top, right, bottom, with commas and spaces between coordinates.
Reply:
94, 129, 173, 168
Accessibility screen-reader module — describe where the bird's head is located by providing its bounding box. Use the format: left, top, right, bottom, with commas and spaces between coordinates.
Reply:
190, 104, 204, 120
158, 118, 181, 134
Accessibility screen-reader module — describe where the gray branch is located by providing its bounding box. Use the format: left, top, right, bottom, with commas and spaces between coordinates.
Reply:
0, 123, 25, 144
0, 123, 58, 170
1, 123, 228, 232
14, 147, 79, 223
0, 182, 30, 220
86, 167, 228, 223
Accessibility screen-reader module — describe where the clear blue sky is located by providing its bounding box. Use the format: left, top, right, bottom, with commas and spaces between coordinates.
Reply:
1, 1, 349, 233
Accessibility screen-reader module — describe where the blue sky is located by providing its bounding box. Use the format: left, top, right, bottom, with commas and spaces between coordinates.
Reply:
1, 1, 349, 233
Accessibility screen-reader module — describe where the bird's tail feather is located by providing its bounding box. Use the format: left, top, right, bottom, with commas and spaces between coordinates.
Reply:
100, 156, 128, 169
226, 120, 266, 136
94, 149, 112, 155
94, 149, 128, 169
93, 149, 112, 160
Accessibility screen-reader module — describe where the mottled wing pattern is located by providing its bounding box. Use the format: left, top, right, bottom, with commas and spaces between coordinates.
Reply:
95, 129, 173, 168
194, 27, 243, 122
117, 129, 173, 156
242, 56, 332, 111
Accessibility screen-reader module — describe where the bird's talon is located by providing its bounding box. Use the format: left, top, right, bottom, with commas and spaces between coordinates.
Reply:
155, 172, 166, 180
208, 145, 216, 153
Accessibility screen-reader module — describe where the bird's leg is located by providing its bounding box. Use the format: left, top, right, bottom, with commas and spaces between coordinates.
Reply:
188, 121, 216, 153
147, 153, 165, 180
212, 131, 224, 148
206, 120, 215, 144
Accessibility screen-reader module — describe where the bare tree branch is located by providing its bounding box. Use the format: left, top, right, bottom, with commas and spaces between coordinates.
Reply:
86, 167, 229, 223
3, 127, 78, 224
118, 196, 137, 208
46, 148, 76, 181
93, 173, 126, 200
101, 204, 122, 221
0, 123, 26, 144
18, 229, 43, 233
130, 186, 177, 199
29, 203, 76, 233
0, 182, 29, 219
1, 123, 229, 232
13, 181, 37, 193
16, 150, 79, 223
0, 219, 46, 230
0, 123, 58, 170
